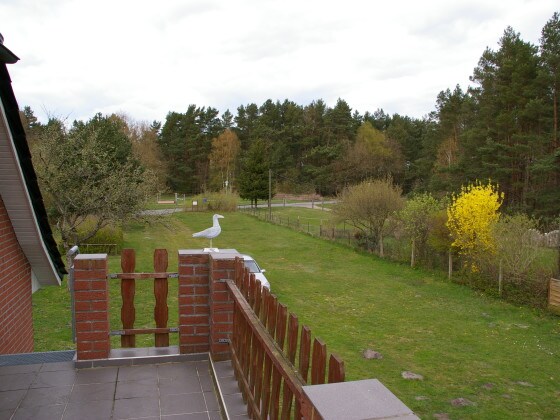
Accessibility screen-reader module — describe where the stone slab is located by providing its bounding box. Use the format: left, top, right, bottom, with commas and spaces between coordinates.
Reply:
303, 379, 419, 420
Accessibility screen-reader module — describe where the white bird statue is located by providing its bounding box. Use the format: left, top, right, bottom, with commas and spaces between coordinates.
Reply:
192, 214, 224, 249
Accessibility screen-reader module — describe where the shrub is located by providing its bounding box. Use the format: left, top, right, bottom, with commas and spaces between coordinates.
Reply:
334, 178, 404, 256
398, 192, 442, 266
447, 181, 504, 269
58, 219, 124, 255
190, 192, 239, 212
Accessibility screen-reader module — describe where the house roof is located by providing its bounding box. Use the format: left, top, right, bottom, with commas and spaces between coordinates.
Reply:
0, 38, 66, 285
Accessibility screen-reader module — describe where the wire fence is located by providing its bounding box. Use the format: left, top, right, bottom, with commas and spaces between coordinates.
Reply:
238, 206, 554, 308
238, 207, 360, 248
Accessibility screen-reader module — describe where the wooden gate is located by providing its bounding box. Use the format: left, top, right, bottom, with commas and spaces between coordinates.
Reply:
109, 248, 179, 348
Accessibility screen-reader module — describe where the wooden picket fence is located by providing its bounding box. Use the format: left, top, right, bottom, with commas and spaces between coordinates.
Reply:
549, 278, 560, 310
227, 257, 345, 420
109, 249, 178, 347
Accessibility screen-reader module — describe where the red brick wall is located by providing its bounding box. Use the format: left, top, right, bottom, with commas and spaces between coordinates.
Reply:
178, 251, 211, 354
0, 195, 34, 354
178, 250, 235, 359
73, 254, 110, 360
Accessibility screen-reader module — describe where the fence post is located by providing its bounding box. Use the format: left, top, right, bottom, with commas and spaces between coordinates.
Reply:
154, 249, 169, 347
120, 249, 136, 348
73, 254, 110, 361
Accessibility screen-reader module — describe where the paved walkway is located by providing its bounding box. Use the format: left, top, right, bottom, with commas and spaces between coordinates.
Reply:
0, 357, 248, 420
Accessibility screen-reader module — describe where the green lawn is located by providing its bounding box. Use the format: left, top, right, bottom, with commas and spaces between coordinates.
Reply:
33, 211, 560, 419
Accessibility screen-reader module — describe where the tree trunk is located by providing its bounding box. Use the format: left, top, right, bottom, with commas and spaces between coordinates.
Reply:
448, 250, 453, 280
379, 233, 384, 258
410, 239, 415, 268
498, 259, 503, 296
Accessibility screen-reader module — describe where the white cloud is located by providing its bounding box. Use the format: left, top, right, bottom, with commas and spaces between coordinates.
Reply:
1, 0, 558, 123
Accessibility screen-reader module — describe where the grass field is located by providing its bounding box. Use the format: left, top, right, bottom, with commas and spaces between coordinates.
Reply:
33, 211, 560, 419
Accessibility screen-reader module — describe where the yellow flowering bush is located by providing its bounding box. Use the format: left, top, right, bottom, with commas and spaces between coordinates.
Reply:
446, 182, 504, 264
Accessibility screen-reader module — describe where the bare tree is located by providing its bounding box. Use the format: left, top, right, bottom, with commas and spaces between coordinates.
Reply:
334, 178, 404, 256
492, 214, 543, 295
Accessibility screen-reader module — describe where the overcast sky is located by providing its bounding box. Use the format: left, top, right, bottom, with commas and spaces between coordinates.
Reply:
1, 0, 558, 124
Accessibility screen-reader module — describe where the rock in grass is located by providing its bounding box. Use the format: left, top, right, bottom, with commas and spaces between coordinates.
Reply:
450, 397, 475, 407
362, 349, 383, 359
515, 381, 534, 387
482, 383, 494, 390
401, 371, 424, 380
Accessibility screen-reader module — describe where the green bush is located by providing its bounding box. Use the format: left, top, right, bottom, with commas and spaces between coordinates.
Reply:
57, 220, 124, 255
190, 192, 239, 212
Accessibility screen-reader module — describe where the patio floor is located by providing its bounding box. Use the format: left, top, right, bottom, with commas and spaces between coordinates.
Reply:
0, 353, 249, 420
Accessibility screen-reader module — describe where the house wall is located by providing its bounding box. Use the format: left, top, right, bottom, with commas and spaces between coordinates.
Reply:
0, 194, 33, 354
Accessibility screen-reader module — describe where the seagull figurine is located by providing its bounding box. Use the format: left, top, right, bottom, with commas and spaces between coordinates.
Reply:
192, 214, 224, 249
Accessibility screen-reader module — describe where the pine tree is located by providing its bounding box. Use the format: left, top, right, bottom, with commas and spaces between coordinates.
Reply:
238, 139, 271, 207
467, 27, 542, 209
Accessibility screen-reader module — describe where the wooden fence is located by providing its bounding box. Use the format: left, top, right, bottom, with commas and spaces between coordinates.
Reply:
227, 257, 345, 419
109, 249, 179, 348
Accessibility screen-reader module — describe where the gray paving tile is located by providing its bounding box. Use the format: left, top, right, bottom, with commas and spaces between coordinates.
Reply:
213, 361, 234, 378
20, 386, 72, 407
40, 362, 75, 372
0, 364, 41, 376
208, 411, 224, 420
12, 403, 66, 420
128, 418, 158, 420
75, 367, 118, 384
158, 363, 197, 379
162, 414, 208, 420
160, 392, 206, 415
31, 370, 76, 388
64, 399, 114, 420
113, 396, 160, 419
219, 376, 241, 395
159, 376, 202, 395
69, 382, 116, 402
193, 361, 211, 375
118, 365, 158, 382
129, 418, 158, 420
0, 389, 26, 410
115, 378, 159, 399
204, 391, 220, 411
199, 374, 214, 392
0, 408, 15, 420
0, 359, 237, 420
0, 373, 36, 391
223, 393, 247, 416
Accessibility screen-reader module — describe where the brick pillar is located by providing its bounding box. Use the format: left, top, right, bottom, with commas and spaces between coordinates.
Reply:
73, 254, 110, 361
209, 253, 236, 361
178, 250, 210, 354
